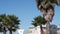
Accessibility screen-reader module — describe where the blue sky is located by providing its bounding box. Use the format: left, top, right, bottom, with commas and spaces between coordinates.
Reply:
0, 0, 60, 34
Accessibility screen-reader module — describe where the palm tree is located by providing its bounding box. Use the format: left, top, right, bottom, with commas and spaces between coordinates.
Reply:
32, 16, 46, 34
35, 0, 60, 34
0, 14, 7, 34
0, 14, 20, 34
6, 15, 20, 34
35, 0, 60, 16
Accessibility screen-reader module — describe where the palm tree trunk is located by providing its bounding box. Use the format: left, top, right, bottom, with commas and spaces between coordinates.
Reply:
46, 22, 50, 34
46, 6, 54, 34
40, 25, 43, 34
3, 27, 6, 34
3, 30, 6, 34
10, 30, 12, 34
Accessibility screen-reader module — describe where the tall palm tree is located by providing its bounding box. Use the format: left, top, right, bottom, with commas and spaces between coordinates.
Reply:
35, 0, 60, 16
0, 14, 7, 34
35, 0, 60, 34
0, 14, 20, 34
6, 15, 20, 34
32, 16, 46, 34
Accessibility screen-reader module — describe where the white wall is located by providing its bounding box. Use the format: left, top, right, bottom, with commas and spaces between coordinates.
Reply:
18, 29, 24, 34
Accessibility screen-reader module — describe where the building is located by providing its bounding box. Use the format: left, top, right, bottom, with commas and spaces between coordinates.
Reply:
29, 26, 41, 34
29, 25, 60, 34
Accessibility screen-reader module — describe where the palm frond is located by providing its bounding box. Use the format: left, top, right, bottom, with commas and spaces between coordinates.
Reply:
32, 16, 46, 27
